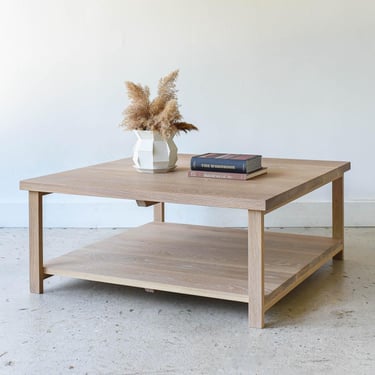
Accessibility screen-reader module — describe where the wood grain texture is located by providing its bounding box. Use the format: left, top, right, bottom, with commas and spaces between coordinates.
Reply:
248, 210, 265, 328
153, 202, 165, 222
29, 191, 44, 293
332, 177, 344, 260
20, 155, 350, 211
43, 223, 342, 307
264, 223, 345, 309
21, 155, 350, 328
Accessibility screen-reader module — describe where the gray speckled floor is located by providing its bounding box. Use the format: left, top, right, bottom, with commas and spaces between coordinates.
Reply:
0, 227, 374, 374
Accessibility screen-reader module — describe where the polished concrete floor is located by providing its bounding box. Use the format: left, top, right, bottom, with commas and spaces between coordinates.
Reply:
0, 227, 374, 374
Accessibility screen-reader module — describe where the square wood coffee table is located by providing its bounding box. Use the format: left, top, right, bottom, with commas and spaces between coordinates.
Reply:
20, 154, 350, 328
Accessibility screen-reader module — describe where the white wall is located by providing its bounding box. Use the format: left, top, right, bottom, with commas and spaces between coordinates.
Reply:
1, 0, 374, 227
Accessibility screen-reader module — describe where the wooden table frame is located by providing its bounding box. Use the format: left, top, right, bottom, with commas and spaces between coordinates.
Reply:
21, 155, 350, 328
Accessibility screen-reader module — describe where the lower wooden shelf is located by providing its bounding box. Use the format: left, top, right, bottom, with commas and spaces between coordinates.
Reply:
44, 222, 342, 311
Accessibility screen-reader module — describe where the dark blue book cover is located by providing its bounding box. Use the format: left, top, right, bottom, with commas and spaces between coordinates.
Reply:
191, 153, 262, 173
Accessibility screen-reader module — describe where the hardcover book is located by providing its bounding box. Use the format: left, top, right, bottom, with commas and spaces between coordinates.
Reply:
191, 153, 262, 174
188, 167, 267, 181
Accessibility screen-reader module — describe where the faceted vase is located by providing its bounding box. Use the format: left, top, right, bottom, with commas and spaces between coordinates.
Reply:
132, 130, 178, 173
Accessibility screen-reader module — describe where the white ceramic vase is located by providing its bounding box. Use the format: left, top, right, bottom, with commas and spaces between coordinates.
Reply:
132, 130, 178, 173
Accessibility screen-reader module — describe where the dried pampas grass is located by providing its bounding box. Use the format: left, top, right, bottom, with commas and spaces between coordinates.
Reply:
120, 70, 198, 138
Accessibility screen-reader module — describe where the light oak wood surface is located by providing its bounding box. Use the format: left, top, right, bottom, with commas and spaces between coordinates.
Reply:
20, 155, 350, 212
248, 211, 265, 328
332, 177, 344, 260
29, 192, 44, 293
21, 155, 350, 328
43, 222, 342, 310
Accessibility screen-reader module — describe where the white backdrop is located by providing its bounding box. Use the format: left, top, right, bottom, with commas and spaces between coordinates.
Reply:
1, 0, 374, 227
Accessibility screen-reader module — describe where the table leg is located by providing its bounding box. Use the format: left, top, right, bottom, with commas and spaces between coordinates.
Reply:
29, 191, 44, 293
248, 210, 265, 328
154, 202, 165, 222
332, 177, 344, 260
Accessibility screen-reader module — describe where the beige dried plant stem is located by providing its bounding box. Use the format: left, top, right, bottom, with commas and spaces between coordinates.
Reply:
120, 70, 198, 138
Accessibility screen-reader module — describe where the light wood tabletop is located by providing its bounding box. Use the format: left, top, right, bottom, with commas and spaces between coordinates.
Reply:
20, 154, 350, 212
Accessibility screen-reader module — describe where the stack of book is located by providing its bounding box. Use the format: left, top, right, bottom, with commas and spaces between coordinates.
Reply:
188, 153, 267, 180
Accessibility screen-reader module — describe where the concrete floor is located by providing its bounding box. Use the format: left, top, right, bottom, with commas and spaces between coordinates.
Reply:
0, 227, 374, 375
